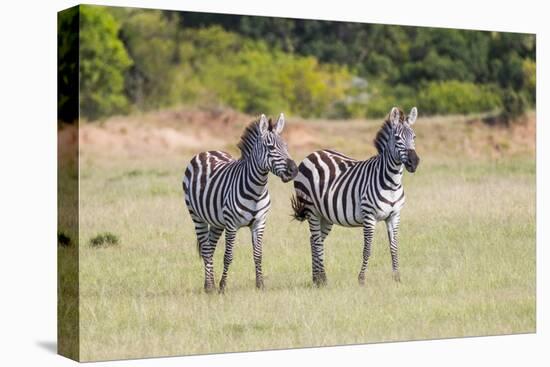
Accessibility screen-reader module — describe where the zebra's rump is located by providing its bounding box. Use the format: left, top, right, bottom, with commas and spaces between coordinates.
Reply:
294, 150, 365, 226
183, 151, 235, 225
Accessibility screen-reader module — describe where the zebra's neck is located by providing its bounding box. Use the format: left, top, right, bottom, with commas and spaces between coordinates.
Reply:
378, 147, 404, 189
238, 155, 270, 198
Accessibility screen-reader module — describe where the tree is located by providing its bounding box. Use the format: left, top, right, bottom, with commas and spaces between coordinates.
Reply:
79, 5, 132, 120
113, 8, 179, 110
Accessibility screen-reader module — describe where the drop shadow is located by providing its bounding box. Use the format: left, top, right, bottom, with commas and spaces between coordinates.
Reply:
36, 340, 57, 354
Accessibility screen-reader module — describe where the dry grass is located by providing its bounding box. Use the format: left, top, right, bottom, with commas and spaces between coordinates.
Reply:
74, 109, 535, 361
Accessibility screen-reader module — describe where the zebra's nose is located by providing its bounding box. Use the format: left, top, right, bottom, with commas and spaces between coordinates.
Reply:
407, 149, 420, 170
286, 159, 298, 178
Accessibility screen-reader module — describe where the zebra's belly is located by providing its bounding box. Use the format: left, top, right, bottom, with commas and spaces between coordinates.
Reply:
315, 200, 363, 227
327, 217, 363, 227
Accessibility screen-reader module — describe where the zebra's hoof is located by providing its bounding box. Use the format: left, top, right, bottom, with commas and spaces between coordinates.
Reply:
358, 275, 366, 286
313, 274, 327, 287
392, 271, 401, 283
204, 285, 216, 294
218, 280, 227, 293
256, 281, 265, 290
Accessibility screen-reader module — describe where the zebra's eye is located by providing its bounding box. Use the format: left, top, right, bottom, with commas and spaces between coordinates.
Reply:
267, 144, 275, 150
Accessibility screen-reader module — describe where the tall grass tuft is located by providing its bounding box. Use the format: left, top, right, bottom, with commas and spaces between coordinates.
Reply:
89, 232, 119, 248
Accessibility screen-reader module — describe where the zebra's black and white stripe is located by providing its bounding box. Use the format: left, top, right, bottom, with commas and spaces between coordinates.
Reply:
291, 107, 420, 286
183, 114, 297, 293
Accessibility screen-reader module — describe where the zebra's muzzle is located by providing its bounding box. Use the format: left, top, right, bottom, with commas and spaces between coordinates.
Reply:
405, 149, 419, 173
280, 159, 298, 182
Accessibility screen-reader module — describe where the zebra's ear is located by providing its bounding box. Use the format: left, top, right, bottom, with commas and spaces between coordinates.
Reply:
274, 113, 285, 135
259, 114, 269, 136
408, 107, 418, 125
389, 107, 400, 126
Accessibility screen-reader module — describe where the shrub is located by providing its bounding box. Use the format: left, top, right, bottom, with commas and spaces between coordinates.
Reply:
417, 80, 502, 115
501, 88, 528, 123
274, 56, 351, 118
365, 83, 417, 119
522, 58, 536, 104
177, 27, 353, 118
326, 77, 369, 119
89, 232, 119, 247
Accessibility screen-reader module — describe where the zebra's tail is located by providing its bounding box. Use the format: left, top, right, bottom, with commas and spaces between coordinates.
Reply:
291, 195, 308, 222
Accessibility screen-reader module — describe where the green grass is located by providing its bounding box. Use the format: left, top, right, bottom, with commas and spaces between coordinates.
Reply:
76, 116, 535, 361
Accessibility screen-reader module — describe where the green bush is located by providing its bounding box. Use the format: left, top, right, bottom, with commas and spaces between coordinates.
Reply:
274, 56, 351, 118
173, 27, 352, 117
365, 83, 417, 118
364, 81, 503, 119
417, 81, 502, 115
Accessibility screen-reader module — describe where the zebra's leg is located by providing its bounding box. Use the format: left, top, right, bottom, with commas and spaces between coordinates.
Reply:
209, 226, 224, 249
319, 220, 333, 285
309, 216, 332, 286
251, 220, 266, 290
219, 228, 237, 293
386, 212, 401, 282
358, 215, 376, 286
191, 216, 215, 293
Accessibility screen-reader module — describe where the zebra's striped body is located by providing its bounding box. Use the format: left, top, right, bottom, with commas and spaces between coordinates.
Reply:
292, 107, 420, 286
183, 114, 297, 293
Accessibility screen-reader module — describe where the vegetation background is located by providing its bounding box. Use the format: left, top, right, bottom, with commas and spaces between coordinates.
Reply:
58, 5, 535, 123
57, 4, 536, 361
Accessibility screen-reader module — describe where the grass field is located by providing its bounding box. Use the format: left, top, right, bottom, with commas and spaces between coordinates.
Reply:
69, 110, 535, 361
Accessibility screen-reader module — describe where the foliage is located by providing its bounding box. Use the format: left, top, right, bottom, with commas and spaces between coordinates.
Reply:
172, 26, 352, 117
522, 58, 536, 104
268, 55, 351, 117
365, 83, 417, 118
501, 88, 528, 123
79, 6, 132, 120
58, 6, 80, 123
417, 81, 502, 115
72, 6, 536, 120
112, 8, 181, 110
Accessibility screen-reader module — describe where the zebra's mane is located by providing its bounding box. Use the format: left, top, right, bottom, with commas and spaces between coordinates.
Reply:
237, 117, 274, 157
373, 109, 405, 154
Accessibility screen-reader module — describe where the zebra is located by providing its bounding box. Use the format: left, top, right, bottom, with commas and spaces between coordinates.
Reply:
291, 107, 420, 286
183, 113, 298, 293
